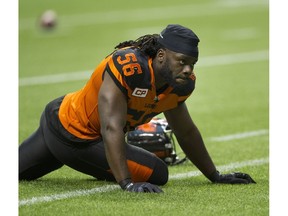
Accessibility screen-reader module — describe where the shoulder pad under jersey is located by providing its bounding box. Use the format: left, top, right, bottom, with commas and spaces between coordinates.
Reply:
109, 48, 152, 90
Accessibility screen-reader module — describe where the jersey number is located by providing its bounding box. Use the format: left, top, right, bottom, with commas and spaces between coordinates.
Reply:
117, 53, 142, 76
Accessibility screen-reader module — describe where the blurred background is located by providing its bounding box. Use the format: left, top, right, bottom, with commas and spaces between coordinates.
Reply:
19, 0, 268, 77
19, 0, 269, 142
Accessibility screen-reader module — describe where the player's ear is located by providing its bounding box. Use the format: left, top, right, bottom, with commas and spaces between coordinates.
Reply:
157, 48, 166, 63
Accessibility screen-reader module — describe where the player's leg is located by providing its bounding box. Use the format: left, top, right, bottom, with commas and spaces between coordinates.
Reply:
19, 114, 64, 180
43, 127, 168, 185
126, 144, 169, 185
43, 132, 116, 181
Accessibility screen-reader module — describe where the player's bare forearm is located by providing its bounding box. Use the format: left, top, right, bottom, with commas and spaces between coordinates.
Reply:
98, 71, 130, 183
101, 127, 131, 183
164, 103, 216, 180
175, 126, 216, 179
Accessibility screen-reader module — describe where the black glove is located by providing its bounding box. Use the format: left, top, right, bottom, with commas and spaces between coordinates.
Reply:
119, 178, 163, 193
210, 171, 256, 184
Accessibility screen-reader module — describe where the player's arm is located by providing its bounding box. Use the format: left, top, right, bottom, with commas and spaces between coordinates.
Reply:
98, 71, 130, 184
164, 102, 256, 184
98, 71, 163, 192
164, 102, 216, 179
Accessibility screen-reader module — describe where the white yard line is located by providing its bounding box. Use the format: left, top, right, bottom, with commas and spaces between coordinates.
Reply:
19, 185, 119, 207
209, 129, 269, 142
19, 50, 268, 87
19, 70, 91, 87
221, 28, 260, 40
170, 158, 268, 180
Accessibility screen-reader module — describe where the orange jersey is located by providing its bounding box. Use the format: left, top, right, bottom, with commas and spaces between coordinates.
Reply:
59, 47, 196, 140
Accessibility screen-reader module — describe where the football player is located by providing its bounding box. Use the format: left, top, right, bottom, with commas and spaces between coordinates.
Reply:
19, 24, 255, 192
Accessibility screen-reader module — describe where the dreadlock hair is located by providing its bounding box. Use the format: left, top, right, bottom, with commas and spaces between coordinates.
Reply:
114, 34, 163, 58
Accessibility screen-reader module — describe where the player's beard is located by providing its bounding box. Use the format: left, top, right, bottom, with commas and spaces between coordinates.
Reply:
158, 61, 177, 87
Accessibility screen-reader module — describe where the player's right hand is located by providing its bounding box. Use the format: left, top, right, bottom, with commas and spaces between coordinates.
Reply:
124, 182, 163, 193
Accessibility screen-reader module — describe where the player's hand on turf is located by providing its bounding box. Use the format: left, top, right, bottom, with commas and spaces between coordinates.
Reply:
119, 178, 163, 193
210, 171, 256, 184
125, 182, 163, 193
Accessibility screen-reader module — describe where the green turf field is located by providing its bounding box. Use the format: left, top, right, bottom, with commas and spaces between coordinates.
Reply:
19, 0, 269, 215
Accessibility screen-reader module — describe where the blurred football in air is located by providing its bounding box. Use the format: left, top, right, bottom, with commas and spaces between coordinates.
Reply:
39, 10, 57, 29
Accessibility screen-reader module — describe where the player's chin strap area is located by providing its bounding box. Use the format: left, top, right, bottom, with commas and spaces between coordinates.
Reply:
171, 157, 187, 166
126, 118, 187, 166
166, 130, 187, 166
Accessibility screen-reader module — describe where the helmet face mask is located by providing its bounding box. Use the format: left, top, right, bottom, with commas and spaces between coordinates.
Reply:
126, 118, 187, 165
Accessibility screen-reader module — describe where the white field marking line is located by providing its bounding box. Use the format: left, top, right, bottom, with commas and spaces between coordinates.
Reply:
19, 185, 119, 207
19, 50, 268, 87
19, 0, 268, 30
209, 129, 269, 142
169, 157, 268, 180
19, 157, 268, 207
19, 70, 92, 87
221, 28, 260, 41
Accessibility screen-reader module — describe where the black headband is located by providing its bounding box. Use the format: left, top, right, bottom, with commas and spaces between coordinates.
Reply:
158, 24, 200, 58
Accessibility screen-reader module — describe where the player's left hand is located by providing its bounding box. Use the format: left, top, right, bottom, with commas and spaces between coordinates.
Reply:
211, 171, 256, 184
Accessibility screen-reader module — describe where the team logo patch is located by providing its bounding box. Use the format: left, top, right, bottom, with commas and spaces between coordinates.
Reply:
132, 88, 148, 97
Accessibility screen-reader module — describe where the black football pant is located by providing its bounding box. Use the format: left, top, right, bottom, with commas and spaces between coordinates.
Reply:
19, 112, 168, 185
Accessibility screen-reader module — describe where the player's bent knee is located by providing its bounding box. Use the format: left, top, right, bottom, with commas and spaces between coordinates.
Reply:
148, 159, 169, 185
128, 157, 168, 185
